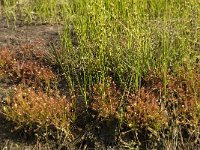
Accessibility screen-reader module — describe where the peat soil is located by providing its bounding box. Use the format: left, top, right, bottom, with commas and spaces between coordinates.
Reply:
0, 17, 61, 149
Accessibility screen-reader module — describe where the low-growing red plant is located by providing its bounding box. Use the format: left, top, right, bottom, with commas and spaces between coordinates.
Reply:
3, 85, 73, 134
91, 78, 122, 119
124, 87, 168, 130
0, 44, 56, 88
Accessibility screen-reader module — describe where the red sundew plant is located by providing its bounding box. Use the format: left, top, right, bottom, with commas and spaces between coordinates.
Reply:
12, 60, 55, 84
0, 47, 15, 67
0, 43, 74, 141
3, 86, 73, 134
90, 77, 169, 131
0, 44, 56, 87
124, 87, 168, 131
91, 78, 122, 119
17, 39, 48, 62
165, 71, 200, 125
